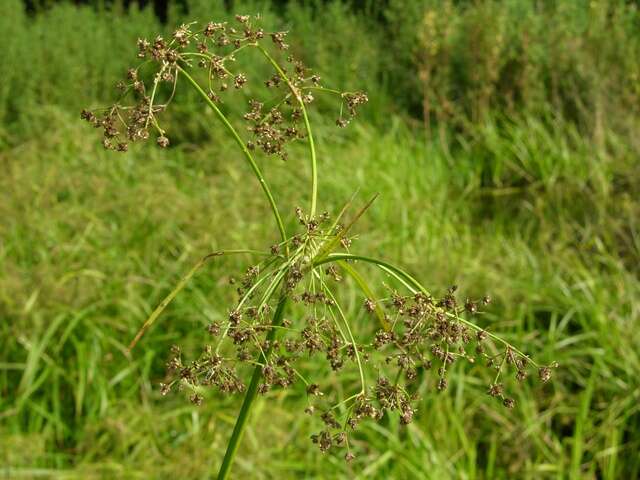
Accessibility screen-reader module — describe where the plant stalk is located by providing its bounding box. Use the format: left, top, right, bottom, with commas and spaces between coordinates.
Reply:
176, 65, 288, 245
216, 295, 288, 480
256, 45, 318, 217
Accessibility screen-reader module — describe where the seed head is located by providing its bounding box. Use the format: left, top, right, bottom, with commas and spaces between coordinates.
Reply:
437, 377, 448, 391
364, 299, 376, 313
538, 366, 552, 383
234, 73, 247, 89
487, 383, 503, 397
157, 136, 170, 148
307, 384, 323, 396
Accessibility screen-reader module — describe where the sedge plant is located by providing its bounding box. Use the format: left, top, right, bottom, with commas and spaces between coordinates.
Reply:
81, 15, 557, 479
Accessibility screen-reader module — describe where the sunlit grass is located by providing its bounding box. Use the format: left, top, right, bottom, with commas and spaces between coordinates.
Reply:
1, 107, 638, 477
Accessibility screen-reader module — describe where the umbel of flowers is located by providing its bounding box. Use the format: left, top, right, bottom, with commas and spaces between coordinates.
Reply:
82, 15, 556, 480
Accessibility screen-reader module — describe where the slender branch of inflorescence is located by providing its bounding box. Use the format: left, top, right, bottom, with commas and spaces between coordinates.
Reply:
255, 44, 318, 217
176, 65, 288, 245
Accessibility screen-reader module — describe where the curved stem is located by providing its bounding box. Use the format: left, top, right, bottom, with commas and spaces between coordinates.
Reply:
301, 86, 343, 96
216, 295, 288, 480
176, 65, 288, 244
314, 253, 428, 296
320, 280, 366, 394
255, 45, 318, 217
314, 253, 538, 365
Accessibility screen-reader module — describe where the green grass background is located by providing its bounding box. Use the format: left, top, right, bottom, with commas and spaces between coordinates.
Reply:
1, 0, 639, 478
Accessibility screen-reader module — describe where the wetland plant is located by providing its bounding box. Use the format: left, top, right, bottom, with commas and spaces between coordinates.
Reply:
81, 15, 556, 479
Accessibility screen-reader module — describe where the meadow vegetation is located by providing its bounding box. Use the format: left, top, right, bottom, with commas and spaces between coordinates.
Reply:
1, 0, 639, 478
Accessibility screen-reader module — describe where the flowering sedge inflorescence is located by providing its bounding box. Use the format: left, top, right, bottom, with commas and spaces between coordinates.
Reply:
159, 207, 557, 462
80, 16, 367, 157
82, 15, 556, 466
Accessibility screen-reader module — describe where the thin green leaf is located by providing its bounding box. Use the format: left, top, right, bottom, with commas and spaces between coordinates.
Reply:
334, 260, 389, 330
127, 249, 271, 353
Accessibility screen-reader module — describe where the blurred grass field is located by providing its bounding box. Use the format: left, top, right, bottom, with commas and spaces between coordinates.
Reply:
1, 0, 640, 478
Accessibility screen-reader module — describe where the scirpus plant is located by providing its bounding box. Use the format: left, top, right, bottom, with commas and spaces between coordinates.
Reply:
81, 15, 556, 480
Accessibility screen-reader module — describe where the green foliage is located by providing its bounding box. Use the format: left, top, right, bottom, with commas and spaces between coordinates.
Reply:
5, 0, 640, 144
1, 0, 639, 478
383, 0, 640, 144
2, 114, 639, 478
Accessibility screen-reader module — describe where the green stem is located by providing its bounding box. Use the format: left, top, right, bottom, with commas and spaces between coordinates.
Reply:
314, 253, 538, 366
176, 65, 288, 245
216, 295, 288, 480
255, 45, 318, 217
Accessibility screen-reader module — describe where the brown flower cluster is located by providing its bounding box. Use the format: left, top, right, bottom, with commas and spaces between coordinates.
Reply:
84, 15, 554, 466
158, 206, 557, 462
80, 16, 368, 156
